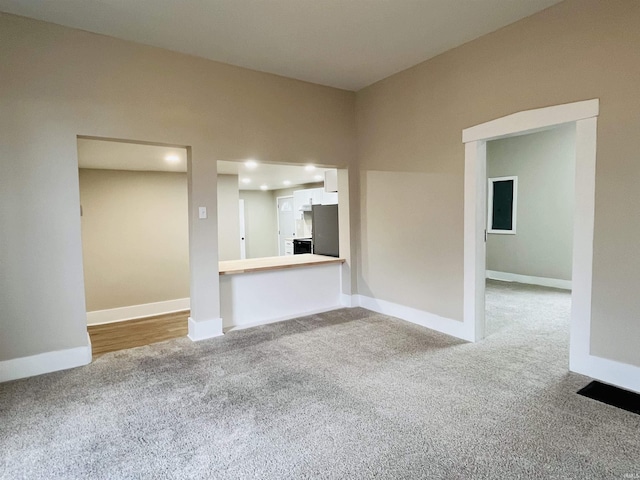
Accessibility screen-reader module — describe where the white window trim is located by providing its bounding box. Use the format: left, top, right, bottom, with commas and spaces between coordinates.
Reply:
487, 176, 517, 234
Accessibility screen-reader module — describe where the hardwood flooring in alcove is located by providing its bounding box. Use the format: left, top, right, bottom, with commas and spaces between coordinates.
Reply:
88, 311, 189, 359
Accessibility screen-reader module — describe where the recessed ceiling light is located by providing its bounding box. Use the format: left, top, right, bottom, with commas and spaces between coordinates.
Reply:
260, 185, 268, 191
165, 154, 180, 163
241, 178, 251, 184
283, 180, 291, 186
305, 165, 316, 171
245, 160, 258, 169
314, 175, 323, 181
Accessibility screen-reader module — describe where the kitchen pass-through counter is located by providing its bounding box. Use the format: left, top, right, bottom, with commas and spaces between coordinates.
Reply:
219, 254, 346, 331
219, 254, 344, 275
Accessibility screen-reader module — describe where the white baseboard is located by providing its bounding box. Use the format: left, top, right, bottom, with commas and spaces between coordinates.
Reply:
188, 317, 224, 341
224, 305, 343, 333
355, 294, 472, 341
87, 298, 190, 325
572, 353, 640, 394
355, 293, 640, 394
340, 294, 356, 308
486, 270, 572, 290
0, 333, 92, 383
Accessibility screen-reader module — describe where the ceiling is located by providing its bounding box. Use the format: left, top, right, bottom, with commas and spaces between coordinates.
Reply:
218, 160, 330, 191
0, 0, 562, 91
77, 138, 328, 190
77, 138, 188, 172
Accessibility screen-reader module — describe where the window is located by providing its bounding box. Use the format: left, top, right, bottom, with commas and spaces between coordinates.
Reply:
488, 176, 517, 234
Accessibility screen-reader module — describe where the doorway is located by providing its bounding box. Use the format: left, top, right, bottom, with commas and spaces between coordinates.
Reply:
277, 196, 295, 255
77, 137, 190, 357
484, 124, 575, 337
485, 123, 575, 344
462, 99, 598, 376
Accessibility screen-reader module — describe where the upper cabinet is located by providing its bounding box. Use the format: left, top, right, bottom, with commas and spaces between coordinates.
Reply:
324, 169, 338, 193
293, 185, 338, 221
292, 184, 339, 237
293, 188, 326, 212
293, 189, 314, 218
293, 189, 310, 217
311, 188, 324, 205
322, 191, 338, 205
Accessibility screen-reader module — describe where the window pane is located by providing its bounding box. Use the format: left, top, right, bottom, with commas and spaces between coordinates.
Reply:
492, 180, 513, 230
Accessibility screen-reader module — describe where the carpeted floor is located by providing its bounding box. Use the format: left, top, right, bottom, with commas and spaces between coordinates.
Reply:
1, 280, 639, 479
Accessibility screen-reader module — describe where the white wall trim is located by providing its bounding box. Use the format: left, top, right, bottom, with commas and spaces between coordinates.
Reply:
462, 99, 599, 143
463, 140, 487, 342
340, 293, 357, 308
188, 316, 223, 341
0, 333, 92, 383
486, 270, 572, 290
86, 298, 190, 325
572, 354, 640, 395
569, 116, 598, 375
352, 293, 640, 396
355, 294, 474, 342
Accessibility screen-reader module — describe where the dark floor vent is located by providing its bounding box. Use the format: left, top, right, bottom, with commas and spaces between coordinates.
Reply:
578, 381, 640, 415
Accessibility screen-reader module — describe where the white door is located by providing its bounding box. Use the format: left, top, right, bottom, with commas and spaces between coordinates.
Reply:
277, 196, 295, 256
239, 199, 246, 259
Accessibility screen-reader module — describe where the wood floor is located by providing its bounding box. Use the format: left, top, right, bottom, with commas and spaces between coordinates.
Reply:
88, 310, 189, 359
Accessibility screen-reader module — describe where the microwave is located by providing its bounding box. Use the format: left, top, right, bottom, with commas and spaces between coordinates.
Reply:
293, 238, 313, 254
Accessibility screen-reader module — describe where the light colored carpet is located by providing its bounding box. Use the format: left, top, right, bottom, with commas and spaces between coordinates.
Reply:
1, 280, 639, 479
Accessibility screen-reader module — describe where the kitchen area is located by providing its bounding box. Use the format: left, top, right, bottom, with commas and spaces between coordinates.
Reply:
216, 161, 347, 331
283, 168, 339, 258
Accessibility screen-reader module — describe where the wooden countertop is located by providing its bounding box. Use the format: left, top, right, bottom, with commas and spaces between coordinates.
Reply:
219, 254, 345, 276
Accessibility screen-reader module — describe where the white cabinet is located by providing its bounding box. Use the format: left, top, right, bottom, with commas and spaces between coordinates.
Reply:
293, 188, 325, 218
311, 188, 324, 206
292, 187, 337, 236
292, 187, 338, 237
324, 169, 338, 193
293, 189, 311, 220
293, 188, 321, 238
284, 239, 294, 256
322, 191, 338, 205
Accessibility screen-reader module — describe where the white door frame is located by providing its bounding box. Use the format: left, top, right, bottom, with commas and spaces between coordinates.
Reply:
239, 199, 246, 260
462, 99, 599, 375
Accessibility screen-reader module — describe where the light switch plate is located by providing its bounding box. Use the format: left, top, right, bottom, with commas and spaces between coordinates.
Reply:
198, 207, 207, 219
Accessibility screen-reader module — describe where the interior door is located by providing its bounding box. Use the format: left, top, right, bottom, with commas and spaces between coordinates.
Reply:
277, 196, 295, 255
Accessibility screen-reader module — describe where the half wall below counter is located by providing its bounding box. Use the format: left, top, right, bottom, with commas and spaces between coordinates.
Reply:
219, 254, 346, 330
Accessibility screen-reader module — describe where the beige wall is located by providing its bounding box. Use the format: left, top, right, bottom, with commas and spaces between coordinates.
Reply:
4, 1, 640, 372
0, 13, 355, 361
356, 0, 640, 366
79, 169, 189, 311
486, 125, 576, 281
239, 191, 278, 258
217, 175, 241, 261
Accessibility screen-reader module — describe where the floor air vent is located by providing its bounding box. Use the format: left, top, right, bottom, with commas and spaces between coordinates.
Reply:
577, 381, 640, 416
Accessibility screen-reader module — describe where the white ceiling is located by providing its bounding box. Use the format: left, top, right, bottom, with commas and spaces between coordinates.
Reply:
77, 138, 188, 172
77, 138, 328, 190
0, 0, 562, 91
218, 160, 330, 191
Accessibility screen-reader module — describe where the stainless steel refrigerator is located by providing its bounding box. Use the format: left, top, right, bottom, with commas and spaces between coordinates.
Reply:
312, 204, 339, 257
